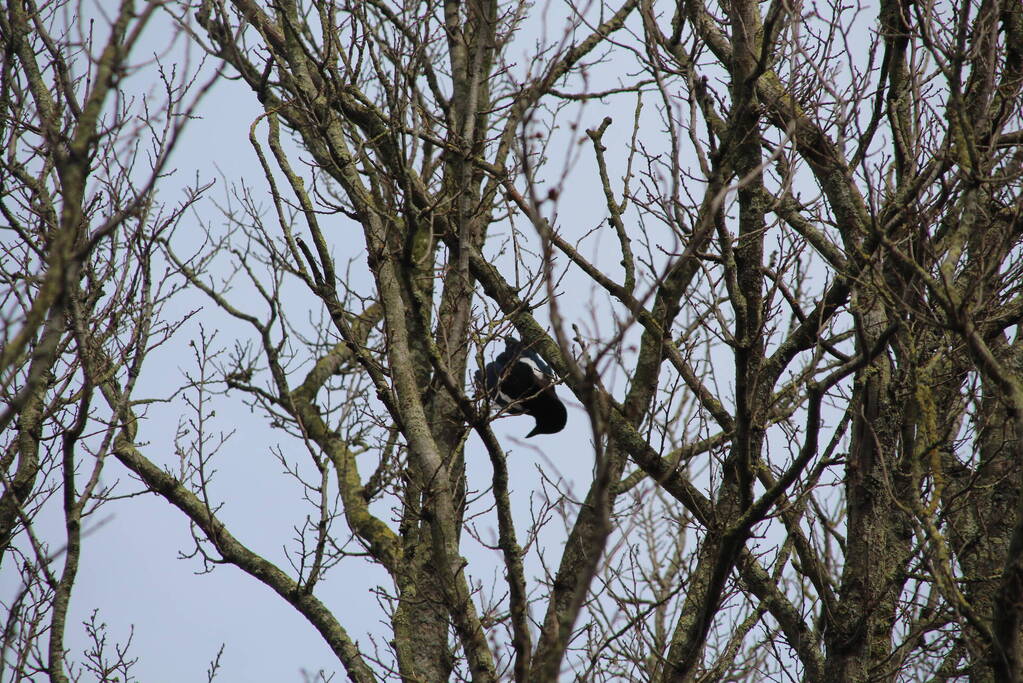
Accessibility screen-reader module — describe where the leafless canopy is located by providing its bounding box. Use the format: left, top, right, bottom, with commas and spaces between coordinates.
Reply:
3, 0, 1023, 681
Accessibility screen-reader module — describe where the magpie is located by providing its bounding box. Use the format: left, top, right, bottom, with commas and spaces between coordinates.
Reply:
476, 337, 568, 437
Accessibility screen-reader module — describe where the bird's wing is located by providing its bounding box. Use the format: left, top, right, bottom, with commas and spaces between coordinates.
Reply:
519, 353, 555, 386
497, 362, 541, 411
480, 360, 521, 411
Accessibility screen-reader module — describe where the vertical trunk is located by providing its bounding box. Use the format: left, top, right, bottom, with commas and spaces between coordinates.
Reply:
945, 339, 1023, 680
392, 1, 498, 674
824, 305, 913, 682
659, 0, 767, 674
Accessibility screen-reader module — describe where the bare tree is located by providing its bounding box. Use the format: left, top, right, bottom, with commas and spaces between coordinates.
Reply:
3, 0, 1023, 681
0, 0, 213, 679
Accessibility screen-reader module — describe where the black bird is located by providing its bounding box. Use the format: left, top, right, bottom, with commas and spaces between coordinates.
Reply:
476, 337, 568, 437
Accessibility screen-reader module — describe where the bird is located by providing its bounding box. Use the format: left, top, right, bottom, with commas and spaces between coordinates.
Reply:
475, 337, 568, 437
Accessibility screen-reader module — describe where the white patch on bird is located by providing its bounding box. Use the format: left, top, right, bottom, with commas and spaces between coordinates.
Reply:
520, 356, 548, 382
